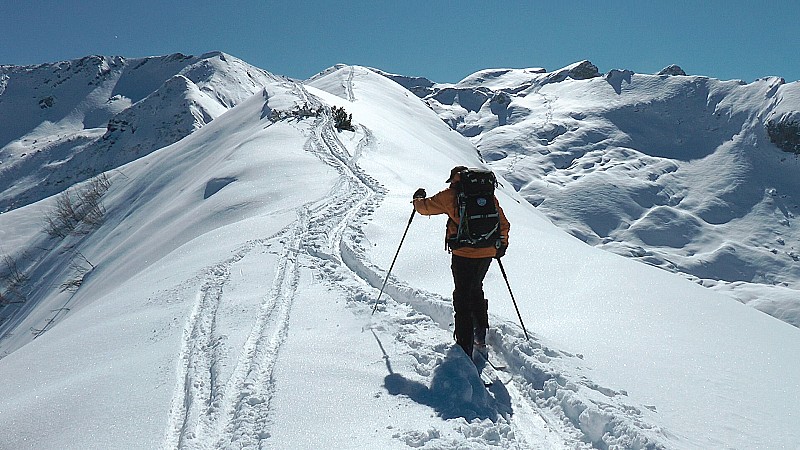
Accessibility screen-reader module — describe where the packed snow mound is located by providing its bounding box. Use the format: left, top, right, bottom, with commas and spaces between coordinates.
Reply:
401, 61, 800, 329
0, 52, 278, 212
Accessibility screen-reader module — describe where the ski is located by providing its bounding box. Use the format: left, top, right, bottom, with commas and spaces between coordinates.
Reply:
473, 348, 501, 388
475, 344, 507, 371
476, 359, 496, 387
487, 357, 506, 372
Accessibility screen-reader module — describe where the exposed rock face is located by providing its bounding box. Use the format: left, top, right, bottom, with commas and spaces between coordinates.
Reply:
657, 65, 687, 76
767, 115, 800, 154
567, 60, 602, 80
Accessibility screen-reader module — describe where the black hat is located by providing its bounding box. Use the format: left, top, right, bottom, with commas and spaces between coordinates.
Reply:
446, 165, 468, 182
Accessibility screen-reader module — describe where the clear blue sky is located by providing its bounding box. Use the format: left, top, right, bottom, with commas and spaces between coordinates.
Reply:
2, 0, 798, 83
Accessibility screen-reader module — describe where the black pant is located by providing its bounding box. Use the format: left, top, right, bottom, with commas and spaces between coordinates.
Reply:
451, 254, 492, 357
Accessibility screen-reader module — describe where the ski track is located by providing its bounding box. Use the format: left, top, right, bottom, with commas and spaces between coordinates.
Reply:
163, 220, 302, 450
344, 66, 356, 102
164, 78, 385, 449
165, 73, 665, 449
508, 86, 555, 174
217, 209, 307, 449
301, 78, 556, 448
297, 79, 567, 448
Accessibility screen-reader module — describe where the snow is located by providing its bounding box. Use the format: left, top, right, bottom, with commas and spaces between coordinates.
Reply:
1, 57, 799, 449
0, 52, 277, 211
420, 62, 800, 333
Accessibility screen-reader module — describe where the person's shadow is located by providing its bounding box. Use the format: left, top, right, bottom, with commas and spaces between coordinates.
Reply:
380, 338, 512, 421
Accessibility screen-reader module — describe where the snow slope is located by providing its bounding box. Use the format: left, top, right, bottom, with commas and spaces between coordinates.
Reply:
415, 62, 800, 329
0, 59, 798, 449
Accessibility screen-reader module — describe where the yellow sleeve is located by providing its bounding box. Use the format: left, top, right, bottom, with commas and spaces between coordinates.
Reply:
413, 189, 452, 217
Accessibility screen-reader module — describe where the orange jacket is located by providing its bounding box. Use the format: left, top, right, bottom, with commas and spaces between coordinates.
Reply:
413, 183, 510, 259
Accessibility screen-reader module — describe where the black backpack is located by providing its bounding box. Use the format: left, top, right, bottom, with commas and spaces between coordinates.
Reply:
447, 169, 502, 250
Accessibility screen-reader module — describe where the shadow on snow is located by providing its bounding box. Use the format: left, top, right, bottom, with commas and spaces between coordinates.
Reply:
382, 344, 512, 422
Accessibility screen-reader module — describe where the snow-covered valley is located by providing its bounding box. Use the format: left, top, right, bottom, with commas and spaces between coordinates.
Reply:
1, 54, 799, 449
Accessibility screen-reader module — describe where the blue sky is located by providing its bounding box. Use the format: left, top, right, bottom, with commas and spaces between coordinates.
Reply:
2, 1, 798, 83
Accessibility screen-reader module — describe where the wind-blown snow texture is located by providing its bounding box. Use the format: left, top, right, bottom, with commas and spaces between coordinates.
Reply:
0, 54, 799, 449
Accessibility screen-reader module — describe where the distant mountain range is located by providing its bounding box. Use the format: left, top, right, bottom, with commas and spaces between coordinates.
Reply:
0, 52, 278, 211
2, 52, 799, 328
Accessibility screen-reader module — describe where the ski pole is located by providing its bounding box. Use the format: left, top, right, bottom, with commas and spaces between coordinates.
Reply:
372, 209, 416, 314
496, 258, 530, 341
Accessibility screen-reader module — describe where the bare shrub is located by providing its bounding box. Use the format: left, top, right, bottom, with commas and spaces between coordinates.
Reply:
59, 252, 95, 293
0, 253, 27, 305
43, 173, 111, 237
44, 191, 79, 237
2, 254, 26, 286
79, 173, 110, 227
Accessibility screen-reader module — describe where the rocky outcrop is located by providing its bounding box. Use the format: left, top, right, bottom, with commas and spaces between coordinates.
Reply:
657, 65, 687, 76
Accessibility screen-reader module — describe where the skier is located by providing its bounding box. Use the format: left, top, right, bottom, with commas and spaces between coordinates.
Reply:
412, 165, 510, 360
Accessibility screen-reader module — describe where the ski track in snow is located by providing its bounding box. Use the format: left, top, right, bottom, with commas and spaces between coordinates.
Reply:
164, 78, 384, 449
506, 85, 556, 174
165, 73, 666, 449
345, 66, 356, 102
216, 212, 306, 449
303, 76, 568, 448
163, 218, 303, 450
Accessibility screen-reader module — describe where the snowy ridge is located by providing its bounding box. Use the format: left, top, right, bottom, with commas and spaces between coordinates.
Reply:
167, 76, 392, 448
0, 56, 799, 449
0, 52, 278, 211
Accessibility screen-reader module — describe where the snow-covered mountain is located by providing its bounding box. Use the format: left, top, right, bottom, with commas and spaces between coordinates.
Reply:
405, 61, 800, 329
0, 51, 279, 211
1, 55, 799, 449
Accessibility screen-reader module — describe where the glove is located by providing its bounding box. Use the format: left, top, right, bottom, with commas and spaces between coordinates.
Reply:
413, 188, 427, 199
495, 244, 507, 259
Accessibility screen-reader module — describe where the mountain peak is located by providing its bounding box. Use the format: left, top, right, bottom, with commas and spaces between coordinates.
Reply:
0, 52, 276, 212
657, 64, 687, 76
